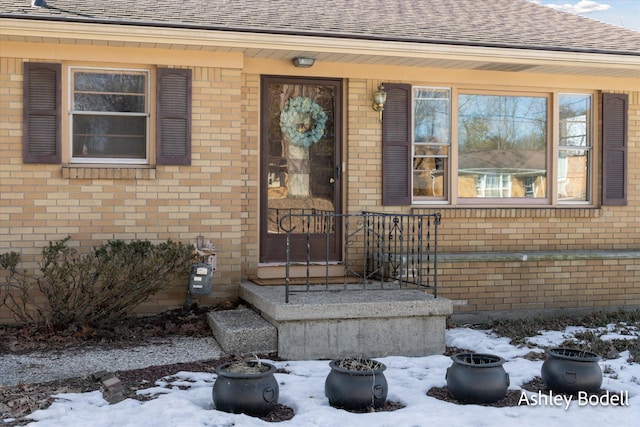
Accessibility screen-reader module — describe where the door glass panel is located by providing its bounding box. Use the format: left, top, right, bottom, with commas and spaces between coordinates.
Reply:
266, 83, 336, 234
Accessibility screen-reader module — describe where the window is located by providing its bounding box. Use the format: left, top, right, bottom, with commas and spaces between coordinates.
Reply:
383, 84, 625, 207
413, 88, 450, 200
24, 63, 192, 167
558, 94, 592, 202
70, 68, 149, 164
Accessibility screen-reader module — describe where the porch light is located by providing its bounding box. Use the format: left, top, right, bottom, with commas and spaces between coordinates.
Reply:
372, 84, 387, 121
292, 56, 316, 68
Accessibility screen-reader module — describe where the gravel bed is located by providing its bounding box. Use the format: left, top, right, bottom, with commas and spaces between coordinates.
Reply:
1, 336, 223, 387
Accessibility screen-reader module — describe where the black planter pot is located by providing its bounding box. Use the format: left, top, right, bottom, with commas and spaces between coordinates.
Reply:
212, 361, 279, 417
446, 353, 510, 404
541, 348, 602, 394
325, 358, 388, 411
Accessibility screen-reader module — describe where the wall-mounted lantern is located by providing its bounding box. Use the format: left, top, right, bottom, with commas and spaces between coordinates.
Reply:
372, 84, 387, 121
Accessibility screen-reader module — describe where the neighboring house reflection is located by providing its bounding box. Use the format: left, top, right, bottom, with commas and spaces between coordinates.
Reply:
458, 150, 546, 198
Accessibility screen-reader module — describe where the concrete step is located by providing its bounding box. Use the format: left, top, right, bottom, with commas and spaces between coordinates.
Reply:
240, 281, 453, 360
207, 306, 277, 355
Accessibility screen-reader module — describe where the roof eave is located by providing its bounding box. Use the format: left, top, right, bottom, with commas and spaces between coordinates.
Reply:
2, 13, 639, 57
1, 16, 639, 77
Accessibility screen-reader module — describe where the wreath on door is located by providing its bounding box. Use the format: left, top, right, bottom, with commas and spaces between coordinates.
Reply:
279, 96, 328, 147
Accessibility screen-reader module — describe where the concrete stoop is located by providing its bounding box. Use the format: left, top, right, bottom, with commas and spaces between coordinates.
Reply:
239, 281, 454, 360
207, 306, 277, 355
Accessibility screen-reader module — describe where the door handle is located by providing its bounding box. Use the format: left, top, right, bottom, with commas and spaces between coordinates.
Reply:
329, 177, 335, 184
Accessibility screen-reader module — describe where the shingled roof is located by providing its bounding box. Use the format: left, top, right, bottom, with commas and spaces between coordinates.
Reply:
1, 0, 640, 56
459, 150, 546, 172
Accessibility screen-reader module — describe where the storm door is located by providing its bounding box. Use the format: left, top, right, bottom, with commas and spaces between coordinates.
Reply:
260, 76, 342, 263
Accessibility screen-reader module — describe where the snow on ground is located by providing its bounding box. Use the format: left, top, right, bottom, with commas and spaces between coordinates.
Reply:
14, 324, 640, 427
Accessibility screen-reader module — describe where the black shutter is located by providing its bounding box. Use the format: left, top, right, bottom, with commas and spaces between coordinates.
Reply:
23, 63, 61, 164
156, 68, 191, 165
602, 93, 628, 206
382, 83, 412, 206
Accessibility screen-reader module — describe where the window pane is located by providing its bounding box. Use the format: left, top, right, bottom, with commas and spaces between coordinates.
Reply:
74, 93, 145, 112
458, 94, 547, 199
73, 115, 146, 158
414, 88, 450, 144
559, 94, 591, 202
74, 72, 145, 93
414, 147, 448, 198
71, 69, 148, 162
73, 72, 146, 112
413, 88, 450, 198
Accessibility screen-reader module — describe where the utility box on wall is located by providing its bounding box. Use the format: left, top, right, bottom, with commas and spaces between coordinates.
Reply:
189, 263, 213, 295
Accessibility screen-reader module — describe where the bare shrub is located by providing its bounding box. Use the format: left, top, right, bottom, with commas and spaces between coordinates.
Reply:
1, 237, 197, 331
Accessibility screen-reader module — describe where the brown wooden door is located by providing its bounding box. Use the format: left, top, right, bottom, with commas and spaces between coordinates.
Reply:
260, 76, 342, 263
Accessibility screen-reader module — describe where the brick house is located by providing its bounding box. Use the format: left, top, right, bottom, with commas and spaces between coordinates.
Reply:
1, 0, 639, 324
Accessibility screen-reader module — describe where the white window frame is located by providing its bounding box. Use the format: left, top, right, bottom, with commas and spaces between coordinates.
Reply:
557, 93, 593, 205
68, 66, 150, 165
412, 86, 451, 203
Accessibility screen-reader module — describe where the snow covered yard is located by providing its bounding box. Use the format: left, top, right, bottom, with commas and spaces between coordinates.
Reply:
14, 322, 639, 427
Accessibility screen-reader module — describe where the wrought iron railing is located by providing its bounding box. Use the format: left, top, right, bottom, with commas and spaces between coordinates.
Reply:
278, 211, 441, 302
270, 208, 335, 234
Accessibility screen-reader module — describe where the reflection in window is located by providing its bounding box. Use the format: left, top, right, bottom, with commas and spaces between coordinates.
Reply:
413, 88, 450, 199
457, 94, 548, 199
476, 174, 511, 197
70, 69, 149, 163
558, 94, 591, 202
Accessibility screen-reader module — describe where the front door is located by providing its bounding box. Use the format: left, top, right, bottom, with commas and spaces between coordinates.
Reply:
260, 76, 342, 263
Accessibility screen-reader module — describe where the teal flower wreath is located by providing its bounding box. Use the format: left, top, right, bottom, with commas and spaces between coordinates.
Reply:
279, 96, 328, 147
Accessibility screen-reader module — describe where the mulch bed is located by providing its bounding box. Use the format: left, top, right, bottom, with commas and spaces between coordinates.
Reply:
342, 400, 406, 413
0, 304, 224, 355
427, 386, 526, 407
426, 378, 543, 407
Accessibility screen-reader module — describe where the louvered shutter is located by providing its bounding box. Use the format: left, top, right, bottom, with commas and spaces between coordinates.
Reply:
156, 68, 191, 165
602, 93, 628, 206
23, 63, 61, 163
382, 83, 412, 206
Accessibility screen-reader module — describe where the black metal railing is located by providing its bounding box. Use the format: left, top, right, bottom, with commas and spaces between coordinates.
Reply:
270, 208, 335, 234
278, 211, 441, 302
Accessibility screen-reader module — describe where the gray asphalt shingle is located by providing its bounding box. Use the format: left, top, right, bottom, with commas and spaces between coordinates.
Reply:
1, 0, 639, 55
